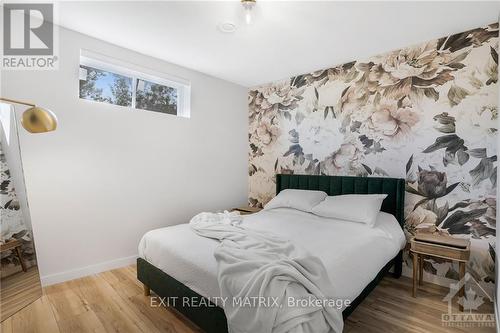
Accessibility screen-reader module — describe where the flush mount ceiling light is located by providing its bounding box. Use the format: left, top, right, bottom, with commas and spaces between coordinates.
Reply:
218, 21, 237, 33
241, 0, 256, 25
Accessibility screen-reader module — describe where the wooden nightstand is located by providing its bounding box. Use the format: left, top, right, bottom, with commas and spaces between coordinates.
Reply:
410, 234, 470, 311
231, 206, 262, 215
0, 239, 27, 273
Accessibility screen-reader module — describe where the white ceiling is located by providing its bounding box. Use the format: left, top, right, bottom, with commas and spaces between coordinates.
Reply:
56, 1, 500, 87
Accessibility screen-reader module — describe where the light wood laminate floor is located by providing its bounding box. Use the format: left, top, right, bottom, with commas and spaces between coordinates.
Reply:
1, 267, 42, 321
0, 265, 495, 333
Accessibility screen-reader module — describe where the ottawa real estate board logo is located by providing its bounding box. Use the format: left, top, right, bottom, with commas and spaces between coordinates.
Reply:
2, 3, 58, 70
442, 273, 495, 328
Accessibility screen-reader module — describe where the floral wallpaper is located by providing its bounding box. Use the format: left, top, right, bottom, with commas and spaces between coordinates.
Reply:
0, 142, 35, 274
248, 24, 498, 288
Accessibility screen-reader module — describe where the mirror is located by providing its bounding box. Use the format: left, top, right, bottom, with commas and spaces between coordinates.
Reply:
0, 103, 42, 321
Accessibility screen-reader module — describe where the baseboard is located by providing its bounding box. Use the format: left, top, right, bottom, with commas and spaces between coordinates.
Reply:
401, 265, 495, 296
401, 266, 455, 287
40, 255, 138, 286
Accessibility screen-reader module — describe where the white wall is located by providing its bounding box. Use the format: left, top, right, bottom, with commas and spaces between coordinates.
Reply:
1, 27, 248, 285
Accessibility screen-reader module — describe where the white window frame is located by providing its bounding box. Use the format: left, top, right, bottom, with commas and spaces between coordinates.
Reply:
79, 49, 191, 118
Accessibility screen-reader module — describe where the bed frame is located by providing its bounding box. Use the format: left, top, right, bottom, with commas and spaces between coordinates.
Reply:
137, 174, 405, 333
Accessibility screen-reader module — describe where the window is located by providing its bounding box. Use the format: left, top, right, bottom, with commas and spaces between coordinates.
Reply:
79, 51, 190, 117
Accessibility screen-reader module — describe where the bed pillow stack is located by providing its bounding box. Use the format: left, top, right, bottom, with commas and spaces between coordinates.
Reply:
264, 189, 327, 212
264, 190, 387, 227
311, 194, 387, 227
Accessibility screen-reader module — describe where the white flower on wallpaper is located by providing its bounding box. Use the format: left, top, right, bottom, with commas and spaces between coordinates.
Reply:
248, 23, 498, 288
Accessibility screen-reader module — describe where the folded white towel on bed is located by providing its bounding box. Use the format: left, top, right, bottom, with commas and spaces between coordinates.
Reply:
189, 212, 343, 333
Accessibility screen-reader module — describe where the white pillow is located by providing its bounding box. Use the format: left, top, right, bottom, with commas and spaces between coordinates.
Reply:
311, 194, 387, 226
264, 189, 328, 212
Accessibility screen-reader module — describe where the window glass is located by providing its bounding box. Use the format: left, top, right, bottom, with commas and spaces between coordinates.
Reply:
135, 79, 178, 115
79, 65, 132, 107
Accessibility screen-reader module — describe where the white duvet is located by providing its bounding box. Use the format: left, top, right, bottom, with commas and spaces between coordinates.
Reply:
189, 211, 344, 333
138, 208, 405, 326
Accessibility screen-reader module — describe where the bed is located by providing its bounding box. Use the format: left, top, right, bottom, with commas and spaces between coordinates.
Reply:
137, 174, 406, 333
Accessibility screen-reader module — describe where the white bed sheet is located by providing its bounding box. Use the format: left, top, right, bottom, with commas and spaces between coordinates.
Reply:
138, 208, 406, 302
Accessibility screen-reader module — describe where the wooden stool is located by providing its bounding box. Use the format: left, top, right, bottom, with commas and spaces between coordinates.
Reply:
0, 239, 27, 272
410, 234, 470, 311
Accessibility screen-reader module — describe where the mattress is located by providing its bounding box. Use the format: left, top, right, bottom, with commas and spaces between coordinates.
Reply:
138, 208, 406, 302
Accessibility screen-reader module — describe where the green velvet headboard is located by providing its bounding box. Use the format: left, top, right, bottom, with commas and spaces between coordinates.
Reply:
275, 174, 405, 228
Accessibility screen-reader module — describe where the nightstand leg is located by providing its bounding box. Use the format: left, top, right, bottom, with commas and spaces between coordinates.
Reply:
412, 252, 418, 297
418, 255, 424, 286
143, 284, 150, 296
14, 246, 27, 272
459, 262, 465, 312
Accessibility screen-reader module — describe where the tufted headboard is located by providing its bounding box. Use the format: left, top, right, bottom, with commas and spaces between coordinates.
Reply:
275, 174, 405, 228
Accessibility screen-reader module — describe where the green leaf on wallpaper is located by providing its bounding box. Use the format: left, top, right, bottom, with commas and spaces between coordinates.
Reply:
350, 121, 361, 133
437, 25, 495, 52
289, 129, 299, 142
445, 182, 460, 195
441, 208, 487, 230
469, 72, 483, 89
490, 167, 497, 187
423, 134, 465, 154
491, 46, 498, 64
489, 244, 496, 262
423, 88, 439, 101
448, 62, 466, 70
305, 160, 320, 175
423, 261, 437, 275
314, 87, 319, 100
323, 106, 334, 119
457, 149, 469, 165
448, 84, 470, 107
470, 156, 497, 186
361, 164, 372, 175
460, 183, 471, 193
445, 267, 460, 280
423, 138, 444, 153
283, 111, 292, 121
295, 112, 305, 125
340, 86, 349, 100
283, 144, 303, 158
406, 155, 413, 174
448, 50, 469, 65
405, 184, 421, 196
4, 199, 12, 209
373, 167, 389, 176
248, 197, 259, 207
0, 180, 9, 192
486, 57, 498, 86
436, 201, 450, 225
274, 159, 278, 171
249, 164, 257, 176
468, 148, 487, 158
